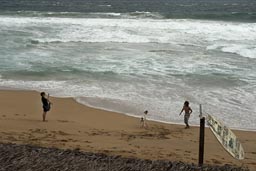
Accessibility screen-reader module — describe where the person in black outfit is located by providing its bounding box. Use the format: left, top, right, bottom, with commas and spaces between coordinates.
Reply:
40, 92, 51, 122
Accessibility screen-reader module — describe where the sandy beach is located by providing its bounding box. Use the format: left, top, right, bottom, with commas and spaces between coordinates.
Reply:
0, 90, 255, 170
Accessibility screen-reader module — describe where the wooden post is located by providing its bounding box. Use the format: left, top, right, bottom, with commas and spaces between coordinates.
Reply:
198, 117, 205, 167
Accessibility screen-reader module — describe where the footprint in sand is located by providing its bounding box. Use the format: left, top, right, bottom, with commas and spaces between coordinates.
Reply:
134, 145, 140, 149
7, 136, 17, 141
120, 133, 136, 141
248, 162, 256, 165
30, 138, 39, 141
89, 129, 111, 136
90, 132, 99, 136
2, 115, 6, 117
211, 159, 222, 164
57, 120, 69, 123
74, 147, 81, 151
167, 152, 179, 157
32, 128, 47, 134
127, 150, 135, 154
68, 138, 73, 141
58, 131, 69, 136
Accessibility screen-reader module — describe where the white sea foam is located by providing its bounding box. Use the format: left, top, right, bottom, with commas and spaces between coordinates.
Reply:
221, 45, 256, 59
0, 16, 255, 44
207, 44, 256, 59
89, 12, 121, 16
98, 5, 112, 7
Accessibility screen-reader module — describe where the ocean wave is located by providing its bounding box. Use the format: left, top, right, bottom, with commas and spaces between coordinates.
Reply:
207, 44, 256, 59
165, 12, 256, 22
7, 10, 252, 21
0, 10, 164, 19
174, 73, 247, 87
0, 10, 256, 22
98, 4, 112, 7
0, 67, 123, 81
1, 63, 249, 88
221, 45, 256, 59
127, 11, 164, 19
91, 12, 121, 16
1, 17, 250, 43
1, 16, 255, 60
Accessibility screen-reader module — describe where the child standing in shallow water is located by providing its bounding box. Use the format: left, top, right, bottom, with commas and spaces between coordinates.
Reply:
179, 101, 193, 129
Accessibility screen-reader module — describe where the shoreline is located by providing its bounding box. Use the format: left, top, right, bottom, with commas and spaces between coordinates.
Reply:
0, 90, 255, 170
79, 100, 256, 132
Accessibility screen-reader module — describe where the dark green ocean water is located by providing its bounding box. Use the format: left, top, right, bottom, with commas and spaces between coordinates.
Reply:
0, 0, 256, 22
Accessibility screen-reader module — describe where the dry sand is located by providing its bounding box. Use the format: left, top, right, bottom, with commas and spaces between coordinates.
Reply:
0, 90, 255, 170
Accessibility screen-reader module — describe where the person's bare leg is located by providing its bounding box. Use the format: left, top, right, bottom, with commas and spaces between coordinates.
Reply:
144, 121, 148, 129
184, 116, 189, 128
43, 112, 46, 122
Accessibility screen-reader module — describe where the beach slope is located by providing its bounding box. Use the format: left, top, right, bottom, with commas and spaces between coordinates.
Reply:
0, 90, 255, 170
